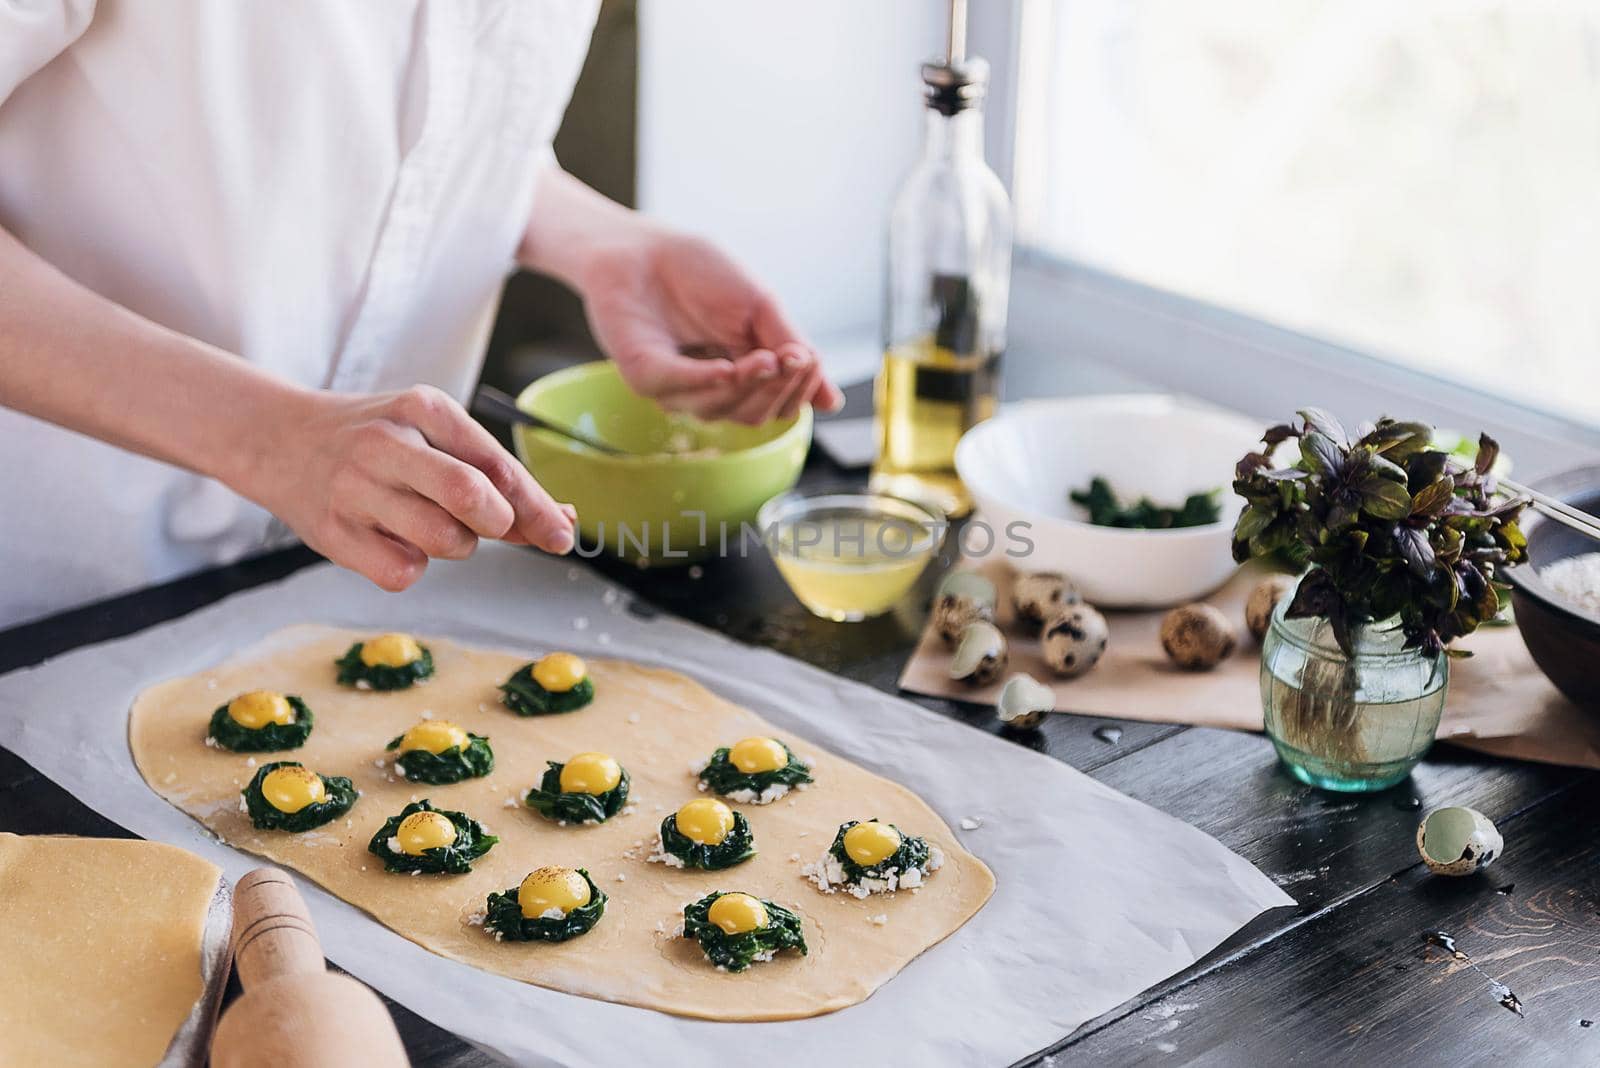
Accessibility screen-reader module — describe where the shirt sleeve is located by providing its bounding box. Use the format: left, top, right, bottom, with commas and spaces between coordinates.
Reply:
0, 0, 96, 106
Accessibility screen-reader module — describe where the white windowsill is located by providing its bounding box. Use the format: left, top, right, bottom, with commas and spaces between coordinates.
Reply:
1004, 252, 1600, 482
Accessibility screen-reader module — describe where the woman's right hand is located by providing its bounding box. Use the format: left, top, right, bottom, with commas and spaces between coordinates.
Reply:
241, 384, 575, 592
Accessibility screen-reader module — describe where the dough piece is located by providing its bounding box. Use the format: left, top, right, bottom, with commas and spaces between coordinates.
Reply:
130, 625, 995, 1021
0, 833, 221, 1068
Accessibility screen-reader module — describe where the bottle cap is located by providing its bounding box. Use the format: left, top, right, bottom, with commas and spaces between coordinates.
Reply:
921, 56, 989, 116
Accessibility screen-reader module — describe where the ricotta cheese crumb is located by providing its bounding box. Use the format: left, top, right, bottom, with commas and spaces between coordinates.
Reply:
645, 837, 686, 868
724, 783, 790, 805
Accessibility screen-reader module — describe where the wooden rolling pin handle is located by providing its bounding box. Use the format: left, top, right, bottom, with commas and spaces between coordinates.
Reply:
212, 867, 411, 1068
232, 868, 327, 986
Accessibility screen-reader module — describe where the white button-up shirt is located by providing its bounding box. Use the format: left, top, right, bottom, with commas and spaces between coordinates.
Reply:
0, 0, 598, 625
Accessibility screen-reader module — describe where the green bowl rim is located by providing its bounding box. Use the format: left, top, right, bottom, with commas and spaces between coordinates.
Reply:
513, 361, 813, 468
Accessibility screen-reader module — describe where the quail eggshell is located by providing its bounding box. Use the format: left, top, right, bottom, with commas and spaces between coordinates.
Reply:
1416, 806, 1503, 876
997, 673, 1055, 730
949, 620, 1008, 686
1040, 604, 1109, 678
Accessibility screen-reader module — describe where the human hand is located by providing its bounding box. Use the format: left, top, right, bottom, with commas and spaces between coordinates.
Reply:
241, 385, 575, 591
577, 231, 845, 425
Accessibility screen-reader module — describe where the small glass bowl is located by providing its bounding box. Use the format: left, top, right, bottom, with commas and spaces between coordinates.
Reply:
758, 490, 946, 622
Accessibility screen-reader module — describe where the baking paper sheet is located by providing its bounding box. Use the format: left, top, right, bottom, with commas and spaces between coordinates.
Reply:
0, 544, 1292, 1067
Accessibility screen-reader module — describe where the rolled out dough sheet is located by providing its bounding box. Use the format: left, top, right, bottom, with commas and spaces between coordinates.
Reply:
0, 834, 221, 1068
130, 625, 994, 1021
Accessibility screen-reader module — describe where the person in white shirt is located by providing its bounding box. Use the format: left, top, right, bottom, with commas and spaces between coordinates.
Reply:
0, 0, 842, 626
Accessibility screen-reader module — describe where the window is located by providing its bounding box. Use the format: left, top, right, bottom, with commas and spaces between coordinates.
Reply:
1009, 0, 1600, 428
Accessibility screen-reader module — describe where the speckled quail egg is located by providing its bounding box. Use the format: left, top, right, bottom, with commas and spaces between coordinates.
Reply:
996, 673, 1055, 730
1245, 574, 1297, 642
933, 571, 997, 645
1416, 806, 1503, 876
1040, 604, 1109, 679
1011, 571, 1081, 627
949, 620, 1008, 686
1159, 603, 1237, 671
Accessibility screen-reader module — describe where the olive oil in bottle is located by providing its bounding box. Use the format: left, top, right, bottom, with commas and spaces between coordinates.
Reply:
871, 4, 1012, 517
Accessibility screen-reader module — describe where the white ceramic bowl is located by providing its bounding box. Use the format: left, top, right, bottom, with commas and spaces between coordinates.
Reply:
954, 394, 1264, 608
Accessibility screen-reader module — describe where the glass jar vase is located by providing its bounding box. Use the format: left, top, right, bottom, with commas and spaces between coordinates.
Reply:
1260, 590, 1448, 792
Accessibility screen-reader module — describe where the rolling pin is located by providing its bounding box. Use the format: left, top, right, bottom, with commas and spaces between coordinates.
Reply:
211, 868, 410, 1068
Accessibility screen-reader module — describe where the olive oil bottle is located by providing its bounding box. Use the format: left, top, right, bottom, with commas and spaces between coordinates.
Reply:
871, 3, 1012, 517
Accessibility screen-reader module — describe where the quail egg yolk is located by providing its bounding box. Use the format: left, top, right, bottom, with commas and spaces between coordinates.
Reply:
728, 736, 789, 774
360, 632, 423, 668
533, 652, 587, 693
517, 866, 591, 918
396, 811, 457, 855
675, 798, 735, 846
398, 720, 468, 755
227, 690, 294, 729
707, 893, 768, 935
558, 752, 621, 795
260, 766, 326, 813
843, 821, 902, 867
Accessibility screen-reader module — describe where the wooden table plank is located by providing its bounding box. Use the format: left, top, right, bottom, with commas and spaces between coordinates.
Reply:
1057, 776, 1600, 1065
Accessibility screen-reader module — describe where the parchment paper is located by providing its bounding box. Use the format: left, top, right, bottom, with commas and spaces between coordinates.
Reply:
0, 544, 1293, 1068
900, 560, 1600, 770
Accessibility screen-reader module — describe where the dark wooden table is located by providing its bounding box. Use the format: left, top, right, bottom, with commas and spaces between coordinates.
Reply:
3, 427, 1596, 1067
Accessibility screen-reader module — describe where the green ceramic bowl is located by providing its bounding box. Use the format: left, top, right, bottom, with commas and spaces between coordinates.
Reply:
512, 361, 812, 564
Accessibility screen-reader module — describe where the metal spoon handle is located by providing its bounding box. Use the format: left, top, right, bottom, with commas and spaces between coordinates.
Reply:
471, 384, 625, 456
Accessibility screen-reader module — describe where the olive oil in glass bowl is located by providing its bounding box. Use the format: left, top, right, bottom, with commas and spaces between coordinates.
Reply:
760, 492, 945, 622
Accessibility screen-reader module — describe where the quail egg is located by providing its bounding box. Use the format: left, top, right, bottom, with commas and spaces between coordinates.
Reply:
1245, 574, 1297, 642
949, 620, 1008, 686
1416, 806, 1503, 876
932, 572, 996, 645
1040, 604, 1109, 678
996, 673, 1055, 730
1011, 571, 1080, 627
1159, 603, 1237, 671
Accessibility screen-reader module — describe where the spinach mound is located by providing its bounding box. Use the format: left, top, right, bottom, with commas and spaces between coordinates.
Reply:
682, 892, 806, 972
367, 799, 497, 874
827, 819, 932, 885
385, 731, 494, 785
207, 696, 313, 753
524, 761, 630, 824
335, 643, 435, 690
240, 761, 357, 832
658, 810, 756, 870
1070, 476, 1220, 530
483, 870, 607, 943
499, 663, 594, 715
696, 741, 812, 799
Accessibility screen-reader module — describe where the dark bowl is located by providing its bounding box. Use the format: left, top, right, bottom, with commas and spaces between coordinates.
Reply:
1503, 465, 1600, 709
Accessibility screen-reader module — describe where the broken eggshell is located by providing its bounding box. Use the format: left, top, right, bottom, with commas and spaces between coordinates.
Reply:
996, 673, 1055, 730
1011, 571, 1080, 627
1416, 806, 1503, 876
933, 571, 997, 645
949, 620, 1008, 686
